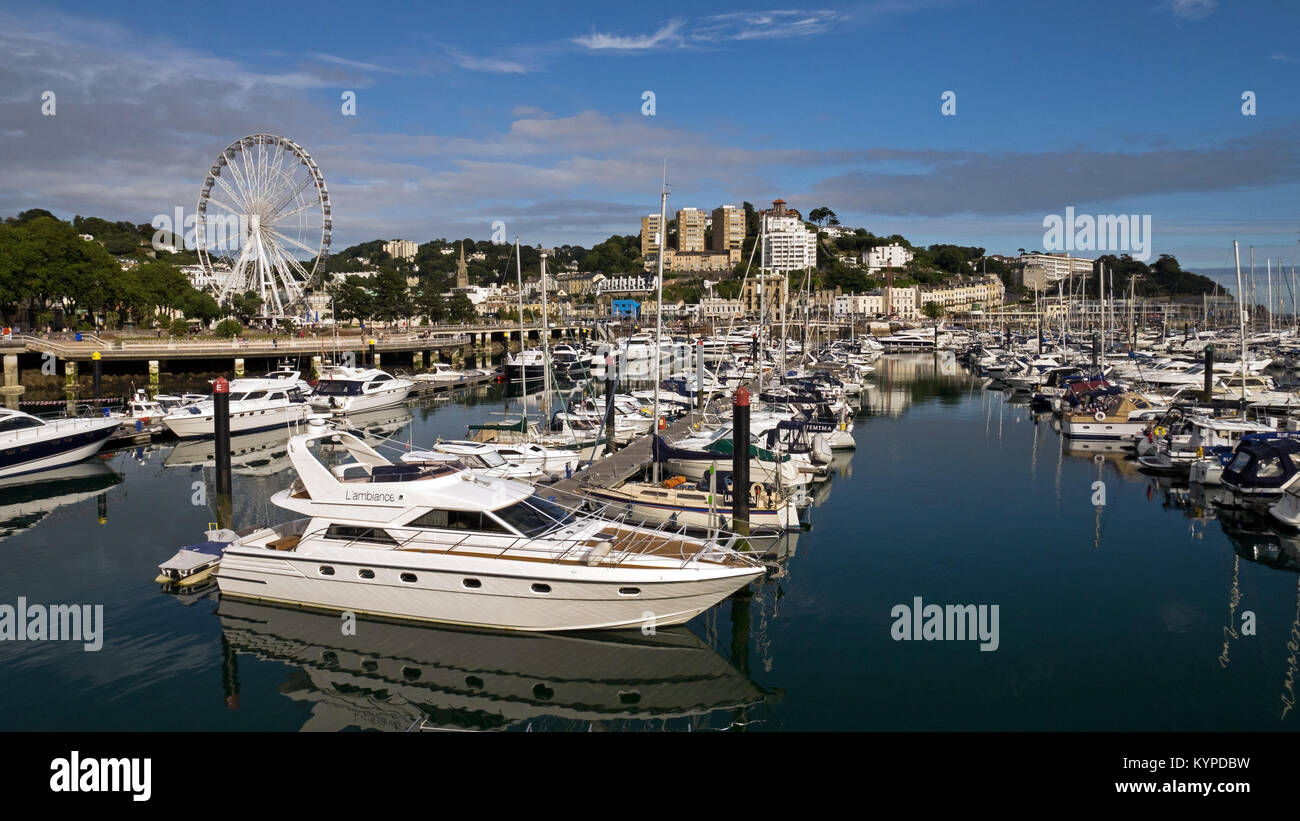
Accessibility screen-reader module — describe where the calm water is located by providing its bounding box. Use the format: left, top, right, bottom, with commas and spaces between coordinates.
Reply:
3, 355, 1298, 731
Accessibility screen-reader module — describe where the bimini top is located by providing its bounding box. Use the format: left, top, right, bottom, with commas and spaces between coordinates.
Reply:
1222, 437, 1300, 492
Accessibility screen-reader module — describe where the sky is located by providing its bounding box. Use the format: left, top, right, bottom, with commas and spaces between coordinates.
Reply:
1, 0, 1298, 270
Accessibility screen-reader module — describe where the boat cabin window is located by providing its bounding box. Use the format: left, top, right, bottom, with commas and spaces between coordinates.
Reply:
492, 496, 573, 537
0, 415, 43, 432
227, 393, 247, 401
1227, 452, 1252, 473
323, 524, 398, 545
1256, 456, 1284, 479
242, 391, 268, 401
406, 509, 510, 533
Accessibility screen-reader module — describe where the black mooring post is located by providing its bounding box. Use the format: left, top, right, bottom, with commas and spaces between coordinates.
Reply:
213, 376, 233, 528
731, 386, 751, 540
1203, 344, 1214, 403
1092, 332, 1100, 373
92, 351, 102, 400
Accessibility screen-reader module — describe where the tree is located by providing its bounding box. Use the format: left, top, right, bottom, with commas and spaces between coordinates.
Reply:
446, 293, 477, 323
226, 291, 264, 324
214, 318, 242, 338
923, 301, 945, 319
169, 317, 190, 336
808, 207, 837, 227
179, 289, 220, 323
371, 268, 412, 323
332, 276, 374, 323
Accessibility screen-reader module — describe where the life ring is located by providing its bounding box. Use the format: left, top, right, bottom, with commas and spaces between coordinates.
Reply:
750, 482, 765, 506
1153, 426, 1167, 437
1094, 410, 1107, 422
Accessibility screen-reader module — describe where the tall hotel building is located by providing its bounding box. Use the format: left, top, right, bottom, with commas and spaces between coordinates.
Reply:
760, 200, 817, 273
712, 205, 745, 264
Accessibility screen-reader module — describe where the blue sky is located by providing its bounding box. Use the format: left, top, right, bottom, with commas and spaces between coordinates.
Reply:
1, 0, 1298, 269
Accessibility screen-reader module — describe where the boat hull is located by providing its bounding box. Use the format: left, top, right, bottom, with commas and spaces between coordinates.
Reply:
216, 546, 761, 632
164, 404, 312, 438
0, 422, 119, 479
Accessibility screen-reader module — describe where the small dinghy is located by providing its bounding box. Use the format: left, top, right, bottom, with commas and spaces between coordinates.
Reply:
156, 528, 238, 586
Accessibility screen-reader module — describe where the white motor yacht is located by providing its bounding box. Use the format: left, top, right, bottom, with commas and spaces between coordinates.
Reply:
163, 376, 312, 438
0, 408, 122, 478
310, 367, 414, 414
214, 430, 763, 631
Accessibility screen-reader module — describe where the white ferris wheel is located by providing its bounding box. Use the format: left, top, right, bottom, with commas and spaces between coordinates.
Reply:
195, 134, 331, 318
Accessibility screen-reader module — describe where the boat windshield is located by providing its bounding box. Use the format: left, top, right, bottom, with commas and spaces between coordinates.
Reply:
493, 496, 574, 537
315, 380, 363, 396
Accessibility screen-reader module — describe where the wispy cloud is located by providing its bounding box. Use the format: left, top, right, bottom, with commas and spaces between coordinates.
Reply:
573, 19, 685, 51
308, 52, 405, 75
694, 9, 846, 42
1270, 53, 1296, 63
573, 4, 947, 51
1167, 0, 1217, 20
447, 51, 531, 74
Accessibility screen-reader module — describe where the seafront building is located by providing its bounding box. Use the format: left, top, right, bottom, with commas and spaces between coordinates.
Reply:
1020, 253, 1095, 291
917, 274, 1006, 314
863, 243, 913, 274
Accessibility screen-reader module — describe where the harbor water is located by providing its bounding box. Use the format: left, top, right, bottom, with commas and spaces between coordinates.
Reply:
2, 354, 1297, 731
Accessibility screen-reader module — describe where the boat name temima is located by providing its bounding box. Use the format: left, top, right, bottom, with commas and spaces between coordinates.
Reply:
890, 596, 999, 651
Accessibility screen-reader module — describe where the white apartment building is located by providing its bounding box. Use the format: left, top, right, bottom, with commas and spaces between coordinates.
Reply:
384, 239, 418, 260
1020, 253, 1095, 291
863, 243, 914, 274
761, 215, 817, 272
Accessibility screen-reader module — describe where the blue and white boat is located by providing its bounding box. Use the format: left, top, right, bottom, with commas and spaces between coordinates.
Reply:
0, 408, 121, 479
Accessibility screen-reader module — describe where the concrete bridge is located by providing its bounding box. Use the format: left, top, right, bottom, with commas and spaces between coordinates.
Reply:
0, 322, 593, 406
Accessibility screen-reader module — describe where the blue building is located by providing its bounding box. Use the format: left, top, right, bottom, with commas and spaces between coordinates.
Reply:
611, 299, 640, 319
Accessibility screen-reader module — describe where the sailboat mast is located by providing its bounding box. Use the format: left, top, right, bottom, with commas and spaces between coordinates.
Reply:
514, 237, 528, 422
652, 183, 668, 484
1235, 241, 1246, 406
540, 251, 551, 417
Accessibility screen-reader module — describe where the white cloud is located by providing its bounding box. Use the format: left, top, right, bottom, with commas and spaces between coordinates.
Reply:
447, 52, 531, 74
1167, 0, 1217, 20
573, 19, 685, 50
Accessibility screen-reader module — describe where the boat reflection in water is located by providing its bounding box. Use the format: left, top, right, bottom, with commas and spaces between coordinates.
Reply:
0, 460, 123, 542
165, 427, 296, 476
217, 599, 766, 731
1218, 508, 1300, 573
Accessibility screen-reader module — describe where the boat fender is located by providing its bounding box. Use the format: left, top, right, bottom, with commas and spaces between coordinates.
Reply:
1094, 410, 1107, 422
585, 540, 612, 566
1154, 426, 1167, 437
